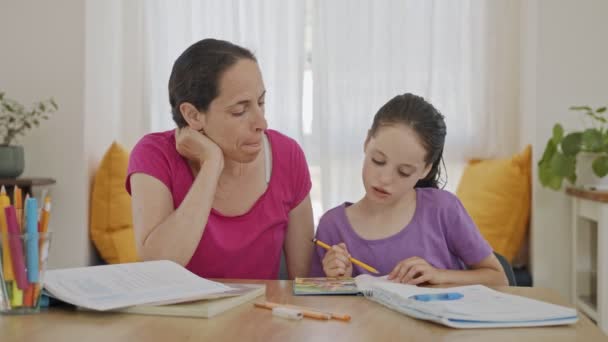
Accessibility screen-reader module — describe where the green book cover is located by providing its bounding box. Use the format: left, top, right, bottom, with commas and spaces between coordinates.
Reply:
293, 277, 360, 295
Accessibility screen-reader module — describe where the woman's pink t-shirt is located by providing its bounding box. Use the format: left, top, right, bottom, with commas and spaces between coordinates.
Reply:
126, 129, 311, 279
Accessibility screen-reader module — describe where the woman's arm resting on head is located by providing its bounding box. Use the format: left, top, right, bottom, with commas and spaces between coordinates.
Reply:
130, 159, 222, 265
283, 195, 314, 279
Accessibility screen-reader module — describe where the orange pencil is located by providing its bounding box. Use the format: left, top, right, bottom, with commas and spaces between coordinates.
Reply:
14, 186, 22, 232
254, 301, 332, 320
281, 303, 351, 321
312, 238, 380, 274
33, 284, 41, 306
24, 284, 34, 307
39, 196, 51, 233
37, 196, 51, 282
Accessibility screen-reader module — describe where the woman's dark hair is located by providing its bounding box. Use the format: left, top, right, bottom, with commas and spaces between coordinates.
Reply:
168, 39, 256, 127
369, 93, 447, 189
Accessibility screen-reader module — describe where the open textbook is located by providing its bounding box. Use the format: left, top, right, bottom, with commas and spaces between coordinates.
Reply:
297, 275, 578, 328
43, 260, 250, 311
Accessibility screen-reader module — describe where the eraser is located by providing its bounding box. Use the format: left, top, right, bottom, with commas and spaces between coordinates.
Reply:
272, 306, 303, 320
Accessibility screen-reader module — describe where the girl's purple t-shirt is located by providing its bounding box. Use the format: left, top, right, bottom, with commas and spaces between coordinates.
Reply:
310, 188, 493, 277
126, 129, 311, 279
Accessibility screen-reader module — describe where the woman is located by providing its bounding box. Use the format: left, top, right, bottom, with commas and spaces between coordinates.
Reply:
126, 39, 313, 279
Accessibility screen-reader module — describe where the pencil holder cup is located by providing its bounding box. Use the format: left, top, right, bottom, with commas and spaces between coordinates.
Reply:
0, 231, 52, 314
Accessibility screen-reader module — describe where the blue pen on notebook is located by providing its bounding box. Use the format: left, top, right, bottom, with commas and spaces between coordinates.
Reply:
411, 292, 463, 302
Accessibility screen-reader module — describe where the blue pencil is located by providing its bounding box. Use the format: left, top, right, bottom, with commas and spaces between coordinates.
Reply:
25, 198, 38, 283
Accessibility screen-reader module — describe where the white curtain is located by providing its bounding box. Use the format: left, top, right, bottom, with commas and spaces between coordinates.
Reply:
85, 0, 306, 149
86, 0, 521, 215
85, 0, 147, 149
312, 0, 520, 209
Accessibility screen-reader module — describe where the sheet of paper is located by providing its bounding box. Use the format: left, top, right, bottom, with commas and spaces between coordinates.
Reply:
432, 285, 577, 321
44, 260, 232, 311
356, 275, 447, 297
353, 274, 391, 293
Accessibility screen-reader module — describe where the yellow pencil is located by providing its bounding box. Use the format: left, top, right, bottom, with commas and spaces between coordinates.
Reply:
312, 238, 380, 274
0, 186, 15, 281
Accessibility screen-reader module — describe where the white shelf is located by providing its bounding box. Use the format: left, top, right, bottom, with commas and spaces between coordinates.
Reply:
578, 296, 598, 322
570, 194, 608, 334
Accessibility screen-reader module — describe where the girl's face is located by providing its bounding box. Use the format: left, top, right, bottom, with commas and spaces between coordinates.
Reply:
201, 58, 268, 163
362, 123, 431, 204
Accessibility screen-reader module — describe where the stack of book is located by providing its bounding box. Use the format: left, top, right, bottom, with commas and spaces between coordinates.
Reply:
43, 260, 265, 318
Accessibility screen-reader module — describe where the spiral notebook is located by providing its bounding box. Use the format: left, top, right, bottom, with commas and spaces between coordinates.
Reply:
355, 276, 579, 329
293, 277, 359, 295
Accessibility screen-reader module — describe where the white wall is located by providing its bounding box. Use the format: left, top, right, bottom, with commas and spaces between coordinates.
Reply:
0, 0, 94, 268
0, 0, 127, 268
521, 0, 608, 300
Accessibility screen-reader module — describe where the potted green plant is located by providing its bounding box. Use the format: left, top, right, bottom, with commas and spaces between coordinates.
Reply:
539, 105, 608, 190
0, 92, 58, 178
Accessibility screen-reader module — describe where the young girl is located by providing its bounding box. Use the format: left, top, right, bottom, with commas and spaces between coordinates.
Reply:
310, 93, 507, 286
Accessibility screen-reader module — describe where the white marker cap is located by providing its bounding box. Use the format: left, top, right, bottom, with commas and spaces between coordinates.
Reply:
272, 307, 303, 320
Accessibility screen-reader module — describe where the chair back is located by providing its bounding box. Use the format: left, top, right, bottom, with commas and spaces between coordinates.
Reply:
494, 252, 517, 286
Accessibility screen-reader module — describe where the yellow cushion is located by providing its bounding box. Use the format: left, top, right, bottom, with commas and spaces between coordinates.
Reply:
456, 145, 531, 262
90, 142, 138, 264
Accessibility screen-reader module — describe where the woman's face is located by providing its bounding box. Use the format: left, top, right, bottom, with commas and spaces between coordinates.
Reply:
202, 58, 267, 163
362, 124, 431, 205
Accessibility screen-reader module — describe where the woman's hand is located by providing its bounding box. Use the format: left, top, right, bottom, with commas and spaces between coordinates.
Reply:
388, 256, 444, 285
321, 243, 353, 277
176, 127, 224, 169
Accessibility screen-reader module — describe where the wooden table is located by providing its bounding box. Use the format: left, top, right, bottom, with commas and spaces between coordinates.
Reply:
0, 280, 605, 342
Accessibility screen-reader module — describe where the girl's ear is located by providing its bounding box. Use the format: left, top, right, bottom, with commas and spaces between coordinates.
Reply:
420, 162, 433, 181
179, 102, 206, 130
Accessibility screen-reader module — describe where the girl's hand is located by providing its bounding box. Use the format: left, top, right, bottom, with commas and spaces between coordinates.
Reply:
175, 127, 224, 169
388, 256, 444, 285
321, 243, 353, 277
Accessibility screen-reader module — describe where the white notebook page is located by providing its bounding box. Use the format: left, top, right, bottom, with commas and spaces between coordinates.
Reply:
44, 260, 232, 311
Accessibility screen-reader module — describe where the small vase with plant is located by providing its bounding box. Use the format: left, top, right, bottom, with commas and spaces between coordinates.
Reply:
0, 92, 58, 178
539, 105, 608, 190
